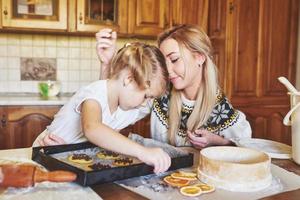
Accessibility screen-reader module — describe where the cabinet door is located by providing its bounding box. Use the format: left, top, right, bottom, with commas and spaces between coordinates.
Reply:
128, 0, 169, 36
171, 0, 208, 31
208, 0, 227, 90
227, 0, 299, 144
75, 0, 128, 33
0, 107, 7, 149
120, 116, 150, 138
1, 0, 67, 30
3, 106, 60, 149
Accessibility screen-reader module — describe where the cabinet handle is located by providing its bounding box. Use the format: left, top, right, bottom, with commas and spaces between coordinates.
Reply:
79, 13, 83, 24
3, 8, 8, 16
1, 115, 6, 128
229, 2, 235, 14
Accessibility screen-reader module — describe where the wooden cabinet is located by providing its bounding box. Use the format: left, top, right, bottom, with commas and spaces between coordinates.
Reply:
170, 0, 208, 31
70, 0, 128, 34
207, 0, 227, 89
215, 0, 299, 145
1, 0, 67, 31
120, 116, 151, 138
0, 105, 150, 149
0, 106, 60, 150
0, 0, 209, 37
127, 0, 209, 37
127, 0, 169, 37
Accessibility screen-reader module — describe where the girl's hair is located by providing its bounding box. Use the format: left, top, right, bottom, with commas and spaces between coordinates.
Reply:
109, 42, 168, 95
158, 24, 219, 145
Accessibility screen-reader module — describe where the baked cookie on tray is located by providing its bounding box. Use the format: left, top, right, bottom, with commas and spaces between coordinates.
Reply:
88, 162, 111, 170
68, 153, 93, 164
113, 157, 133, 166
97, 150, 120, 160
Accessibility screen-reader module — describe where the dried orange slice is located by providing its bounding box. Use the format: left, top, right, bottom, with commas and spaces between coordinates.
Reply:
180, 185, 202, 197
163, 176, 190, 187
194, 183, 215, 193
171, 171, 197, 181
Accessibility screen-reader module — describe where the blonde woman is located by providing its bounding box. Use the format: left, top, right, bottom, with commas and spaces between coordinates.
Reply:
96, 25, 251, 149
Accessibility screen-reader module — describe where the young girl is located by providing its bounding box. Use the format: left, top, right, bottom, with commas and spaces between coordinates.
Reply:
33, 42, 171, 174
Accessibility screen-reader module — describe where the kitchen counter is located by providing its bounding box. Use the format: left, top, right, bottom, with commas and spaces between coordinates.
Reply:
0, 93, 73, 106
1, 148, 300, 199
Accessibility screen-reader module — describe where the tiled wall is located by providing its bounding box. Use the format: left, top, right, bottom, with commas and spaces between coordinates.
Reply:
0, 33, 155, 93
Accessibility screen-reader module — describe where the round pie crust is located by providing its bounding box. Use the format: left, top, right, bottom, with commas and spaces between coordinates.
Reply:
197, 146, 272, 192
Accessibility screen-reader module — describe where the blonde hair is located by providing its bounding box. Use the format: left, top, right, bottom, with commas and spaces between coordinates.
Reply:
158, 25, 219, 145
109, 42, 168, 95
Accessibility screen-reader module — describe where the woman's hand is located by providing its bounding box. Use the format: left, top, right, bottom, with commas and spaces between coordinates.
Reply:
137, 147, 171, 174
38, 134, 66, 146
187, 129, 233, 149
95, 28, 117, 65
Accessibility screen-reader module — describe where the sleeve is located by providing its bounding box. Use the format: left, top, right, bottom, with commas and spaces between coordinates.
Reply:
74, 89, 103, 114
205, 93, 252, 144
219, 110, 252, 143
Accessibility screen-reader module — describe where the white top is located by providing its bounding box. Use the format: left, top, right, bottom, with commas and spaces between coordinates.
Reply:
33, 80, 151, 145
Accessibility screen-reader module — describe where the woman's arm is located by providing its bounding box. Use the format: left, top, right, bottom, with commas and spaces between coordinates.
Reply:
95, 28, 117, 79
81, 99, 171, 174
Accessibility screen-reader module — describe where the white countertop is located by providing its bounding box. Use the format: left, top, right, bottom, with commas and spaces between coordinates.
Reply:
0, 147, 102, 200
0, 93, 73, 106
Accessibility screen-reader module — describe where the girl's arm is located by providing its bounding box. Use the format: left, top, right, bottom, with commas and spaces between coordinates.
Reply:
81, 99, 171, 174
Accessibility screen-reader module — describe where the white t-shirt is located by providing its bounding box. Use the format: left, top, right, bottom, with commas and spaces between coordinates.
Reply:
33, 80, 151, 145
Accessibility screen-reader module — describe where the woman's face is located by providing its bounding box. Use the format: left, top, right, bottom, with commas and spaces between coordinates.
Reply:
159, 38, 203, 91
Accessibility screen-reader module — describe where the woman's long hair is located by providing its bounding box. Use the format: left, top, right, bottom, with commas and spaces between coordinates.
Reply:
158, 25, 219, 145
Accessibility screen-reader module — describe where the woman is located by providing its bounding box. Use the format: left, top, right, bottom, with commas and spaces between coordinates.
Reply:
41, 25, 251, 149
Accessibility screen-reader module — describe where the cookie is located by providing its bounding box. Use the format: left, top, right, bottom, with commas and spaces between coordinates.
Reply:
113, 157, 133, 166
88, 162, 111, 170
97, 150, 120, 160
68, 153, 93, 164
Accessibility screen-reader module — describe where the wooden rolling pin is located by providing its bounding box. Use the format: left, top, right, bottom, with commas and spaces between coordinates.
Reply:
0, 164, 77, 187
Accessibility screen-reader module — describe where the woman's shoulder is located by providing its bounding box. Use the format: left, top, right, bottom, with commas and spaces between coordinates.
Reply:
205, 90, 239, 133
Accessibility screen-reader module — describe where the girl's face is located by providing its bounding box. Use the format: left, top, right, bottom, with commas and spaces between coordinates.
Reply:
159, 38, 203, 91
118, 79, 158, 110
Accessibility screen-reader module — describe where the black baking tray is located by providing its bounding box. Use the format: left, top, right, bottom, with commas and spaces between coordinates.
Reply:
32, 142, 194, 186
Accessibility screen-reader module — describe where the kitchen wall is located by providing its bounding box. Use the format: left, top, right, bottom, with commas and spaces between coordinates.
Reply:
296, 9, 300, 90
0, 33, 155, 94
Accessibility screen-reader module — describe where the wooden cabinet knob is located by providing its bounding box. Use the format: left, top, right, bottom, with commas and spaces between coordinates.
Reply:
1, 115, 6, 128
79, 13, 83, 24
3, 8, 8, 16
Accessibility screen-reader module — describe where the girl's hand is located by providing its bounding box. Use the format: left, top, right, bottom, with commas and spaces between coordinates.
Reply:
38, 134, 66, 146
138, 147, 171, 174
95, 28, 117, 65
187, 129, 232, 149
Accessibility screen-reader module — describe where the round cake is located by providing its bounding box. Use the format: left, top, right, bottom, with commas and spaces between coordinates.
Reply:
197, 146, 272, 192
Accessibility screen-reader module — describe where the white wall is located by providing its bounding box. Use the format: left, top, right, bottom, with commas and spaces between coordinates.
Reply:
296, 9, 300, 90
